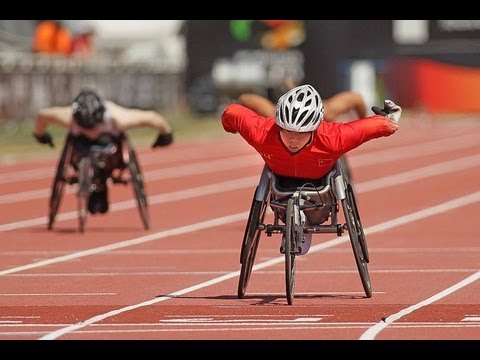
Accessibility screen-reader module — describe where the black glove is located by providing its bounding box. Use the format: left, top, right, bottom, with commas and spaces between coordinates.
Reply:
372, 100, 402, 123
152, 132, 173, 148
371, 106, 388, 116
33, 132, 54, 148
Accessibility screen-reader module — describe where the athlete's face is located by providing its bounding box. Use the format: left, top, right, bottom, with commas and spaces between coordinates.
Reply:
279, 129, 312, 153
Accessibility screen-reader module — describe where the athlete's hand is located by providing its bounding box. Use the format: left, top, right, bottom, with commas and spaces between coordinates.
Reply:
384, 100, 402, 123
371, 100, 402, 123
33, 132, 54, 147
152, 132, 173, 148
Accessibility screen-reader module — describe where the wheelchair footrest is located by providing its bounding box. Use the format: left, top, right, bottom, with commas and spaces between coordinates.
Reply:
304, 225, 343, 234
66, 176, 78, 185
279, 244, 301, 255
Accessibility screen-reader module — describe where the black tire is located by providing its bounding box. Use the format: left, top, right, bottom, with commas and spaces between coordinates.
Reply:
48, 136, 73, 230
77, 158, 91, 233
346, 183, 369, 263
342, 195, 372, 298
127, 144, 150, 230
338, 155, 353, 185
284, 198, 297, 305
237, 193, 267, 299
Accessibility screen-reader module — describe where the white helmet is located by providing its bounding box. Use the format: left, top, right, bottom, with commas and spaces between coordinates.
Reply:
275, 84, 324, 132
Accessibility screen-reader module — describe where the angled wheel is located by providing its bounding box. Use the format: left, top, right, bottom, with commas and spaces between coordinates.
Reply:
237, 191, 267, 299
48, 135, 73, 230
346, 183, 369, 262
342, 190, 372, 298
77, 158, 92, 233
284, 198, 298, 305
338, 155, 353, 185
127, 143, 150, 230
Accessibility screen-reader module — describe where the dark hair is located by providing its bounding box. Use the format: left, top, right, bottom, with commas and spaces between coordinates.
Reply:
72, 89, 106, 129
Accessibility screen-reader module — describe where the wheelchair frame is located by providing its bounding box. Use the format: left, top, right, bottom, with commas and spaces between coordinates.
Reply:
237, 160, 371, 305
47, 133, 150, 232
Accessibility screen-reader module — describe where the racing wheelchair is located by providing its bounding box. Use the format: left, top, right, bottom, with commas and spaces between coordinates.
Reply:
237, 159, 371, 305
47, 133, 149, 232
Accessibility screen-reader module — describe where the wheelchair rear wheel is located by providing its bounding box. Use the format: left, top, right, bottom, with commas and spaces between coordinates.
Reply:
284, 198, 298, 305
342, 191, 372, 298
48, 136, 73, 230
237, 192, 267, 299
127, 144, 150, 230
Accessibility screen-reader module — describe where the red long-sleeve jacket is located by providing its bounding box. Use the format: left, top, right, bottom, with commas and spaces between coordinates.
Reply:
222, 103, 397, 179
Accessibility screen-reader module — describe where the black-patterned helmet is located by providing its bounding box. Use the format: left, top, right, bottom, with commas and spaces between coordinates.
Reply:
72, 89, 106, 129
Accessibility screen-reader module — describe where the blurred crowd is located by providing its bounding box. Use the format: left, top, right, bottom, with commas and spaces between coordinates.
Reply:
32, 20, 94, 57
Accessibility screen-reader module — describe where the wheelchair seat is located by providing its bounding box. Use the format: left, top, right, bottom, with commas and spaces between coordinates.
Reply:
70, 133, 127, 173
269, 167, 338, 226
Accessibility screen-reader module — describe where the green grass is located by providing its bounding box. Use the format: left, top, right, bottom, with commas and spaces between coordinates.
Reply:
0, 111, 226, 163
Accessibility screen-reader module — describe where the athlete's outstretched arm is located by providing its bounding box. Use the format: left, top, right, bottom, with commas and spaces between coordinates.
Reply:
34, 106, 72, 137
108, 101, 172, 134
323, 91, 367, 120
107, 101, 173, 148
238, 93, 276, 118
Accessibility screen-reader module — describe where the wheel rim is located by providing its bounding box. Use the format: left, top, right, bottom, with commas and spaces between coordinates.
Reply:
285, 199, 297, 305
347, 184, 369, 262
238, 198, 266, 298
128, 147, 150, 230
48, 139, 73, 230
342, 197, 372, 298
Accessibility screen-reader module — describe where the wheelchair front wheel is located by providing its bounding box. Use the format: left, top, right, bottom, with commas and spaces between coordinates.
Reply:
338, 155, 353, 185
237, 194, 267, 299
284, 198, 298, 305
128, 144, 150, 230
342, 194, 372, 298
48, 137, 73, 230
346, 183, 369, 262
77, 158, 92, 233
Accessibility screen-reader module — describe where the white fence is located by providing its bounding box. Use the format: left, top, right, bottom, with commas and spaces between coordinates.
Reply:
0, 52, 184, 122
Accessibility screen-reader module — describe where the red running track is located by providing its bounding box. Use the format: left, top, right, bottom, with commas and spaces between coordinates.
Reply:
0, 116, 479, 340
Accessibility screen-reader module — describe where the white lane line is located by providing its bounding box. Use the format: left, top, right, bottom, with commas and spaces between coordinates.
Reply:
0, 212, 249, 276
3, 150, 480, 232
3, 247, 479, 256
3, 322, 480, 338
39, 190, 480, 340
6, 322, 480, 337
0, 176, 258, 232
0, 154, 260, 205
7, 272, 231, 277
251, 292, 385, 296
3, 129, 480, 204
2, 321, 479, 328
462, 316, 480, 321
160, 318, 323, 323
6, 269, 478, 277
0, 139, 248, 184
0, 293, 116, 296
163, 314, 332, 317
356, 153, 480, 192
2, 129, 477, 185
145, 155, 259, 182
359, 271, 480, 340
351, 131, 480, 167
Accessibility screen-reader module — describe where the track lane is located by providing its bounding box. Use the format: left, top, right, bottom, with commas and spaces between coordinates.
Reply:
0, 119, 479, 340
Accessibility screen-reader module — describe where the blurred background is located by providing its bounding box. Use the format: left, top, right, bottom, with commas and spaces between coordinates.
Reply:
1, 20, 480, 155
